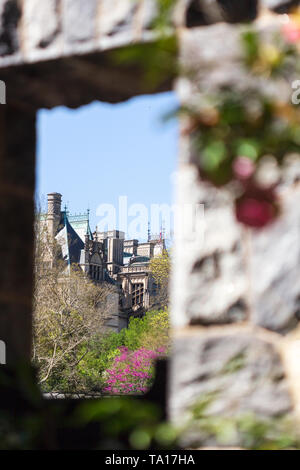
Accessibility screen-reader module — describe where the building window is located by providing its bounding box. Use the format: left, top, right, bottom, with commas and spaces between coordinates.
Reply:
89, 265, 97, 280
152, 281, 158, 296
132, 283, 144, 307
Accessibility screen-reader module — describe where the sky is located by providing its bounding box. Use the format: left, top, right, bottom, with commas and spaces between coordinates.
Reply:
36, 91, 179, 241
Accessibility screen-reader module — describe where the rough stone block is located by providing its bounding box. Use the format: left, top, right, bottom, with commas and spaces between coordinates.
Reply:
262, 0, 300, 13
250, 184, 300, 333
216, 0, 258, 23
0, 0, 21, 56
98, 0, 138, 37
169, 329, 292, 445
171, 160, 248, 327
184, 0, 258, 26
187, 250, 247, 325
62, 0, 98, 43
23, 0, 60, 50
139, 0, 158, 30
281, 332, 300, 420
186, 184, 248, 325
179, 23, 293, 105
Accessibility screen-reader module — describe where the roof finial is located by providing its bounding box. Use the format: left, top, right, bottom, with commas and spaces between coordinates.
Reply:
84, 230, 89, 248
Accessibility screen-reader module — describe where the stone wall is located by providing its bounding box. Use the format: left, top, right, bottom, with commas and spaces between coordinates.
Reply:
0, 104, 35, 363
0, 0, 300, 445
0, 0, 174, 109
169, 15, 300, 445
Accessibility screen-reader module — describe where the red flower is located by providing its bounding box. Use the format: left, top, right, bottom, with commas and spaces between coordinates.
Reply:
235, 185, 279, 228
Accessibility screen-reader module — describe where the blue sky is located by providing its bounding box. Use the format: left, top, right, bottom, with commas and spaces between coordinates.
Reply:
36, 91, 178, 240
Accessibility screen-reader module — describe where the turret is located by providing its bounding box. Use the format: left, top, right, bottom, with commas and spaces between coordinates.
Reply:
47, 193, 62, 237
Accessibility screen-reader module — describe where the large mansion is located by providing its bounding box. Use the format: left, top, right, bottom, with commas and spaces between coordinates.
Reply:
41, 193, 166, 331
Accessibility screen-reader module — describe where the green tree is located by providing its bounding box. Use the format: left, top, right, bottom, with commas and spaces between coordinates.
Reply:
33, 214, 116, 393
150, 250, 171, 308
77, 309, 171, 390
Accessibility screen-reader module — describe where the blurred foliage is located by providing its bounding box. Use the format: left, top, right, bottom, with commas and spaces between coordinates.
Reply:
112, 36, 178, 89
111, 0, 178, 89
186, 394, 300, 450
174, 17, 300, 228
221, 352, 246, 375
66, 396, 178, 450
153, 0, 177, 31
241, 29, 297, 76
176, 23, 300, 186
0, 364, 178, 450
184, 90, 300, 186
2, 364, 299, 450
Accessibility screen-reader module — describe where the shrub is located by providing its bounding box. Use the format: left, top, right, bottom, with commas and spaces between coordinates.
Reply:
103, 346, 166, 395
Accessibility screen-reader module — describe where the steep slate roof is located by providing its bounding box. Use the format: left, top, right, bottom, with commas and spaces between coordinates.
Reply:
55, 212, 84, 266
68, 212, 93, 242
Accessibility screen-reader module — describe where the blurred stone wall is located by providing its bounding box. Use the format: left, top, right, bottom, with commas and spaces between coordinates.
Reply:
169, 6, 300, 445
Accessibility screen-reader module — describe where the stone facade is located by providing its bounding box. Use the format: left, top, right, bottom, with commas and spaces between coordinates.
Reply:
42, 193, 164, 330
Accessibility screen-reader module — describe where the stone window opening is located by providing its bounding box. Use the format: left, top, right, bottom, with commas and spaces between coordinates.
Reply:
32, 81, 177, 397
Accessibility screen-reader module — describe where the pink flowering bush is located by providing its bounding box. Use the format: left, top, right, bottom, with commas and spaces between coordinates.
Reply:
103, 346, 166, 395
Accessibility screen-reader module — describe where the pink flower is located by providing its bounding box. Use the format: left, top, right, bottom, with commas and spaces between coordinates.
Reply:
282, 22, 300, 43
103, 347, 162, 395
233, 156, 255, 181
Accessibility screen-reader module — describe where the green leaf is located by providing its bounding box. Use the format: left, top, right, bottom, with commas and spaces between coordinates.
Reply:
241, 30, 260, 66
235, 139, 260, 160
202, 141, 227, 171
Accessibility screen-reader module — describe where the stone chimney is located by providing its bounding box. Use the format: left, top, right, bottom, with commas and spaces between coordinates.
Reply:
47, 192, 62, 237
